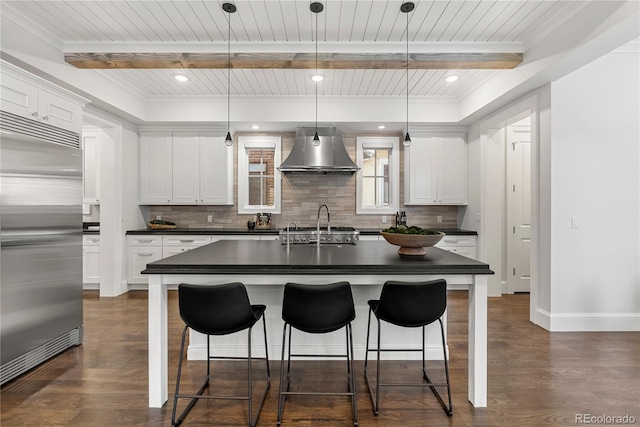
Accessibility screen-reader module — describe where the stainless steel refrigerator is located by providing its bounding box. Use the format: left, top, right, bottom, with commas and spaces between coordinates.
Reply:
0, 111, 83, 385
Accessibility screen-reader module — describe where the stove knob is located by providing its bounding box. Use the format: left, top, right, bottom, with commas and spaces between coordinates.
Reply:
336, 236, 342, 243
294, 236, 299, 242
345, 237, 351, 243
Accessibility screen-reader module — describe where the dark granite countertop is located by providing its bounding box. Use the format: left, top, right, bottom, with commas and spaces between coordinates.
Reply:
142, 240, 493, 276
126, 227, 477, 236
358, 228, 477, 236
126, 228, 279, 235
83, 222, 100, 235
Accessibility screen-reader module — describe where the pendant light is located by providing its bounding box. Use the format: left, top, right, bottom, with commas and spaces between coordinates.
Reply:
311, 2, 323, 146
401, 2, 414, 147
223, 3, 236, 146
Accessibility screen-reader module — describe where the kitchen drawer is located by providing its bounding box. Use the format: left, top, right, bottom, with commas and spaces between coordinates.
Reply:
436, 236, 476, 247
212, 235, 261, 242
127, 235, 162, 246
83, 235, 101, 246
128, 246, 163, 284
162, 235, 212, 246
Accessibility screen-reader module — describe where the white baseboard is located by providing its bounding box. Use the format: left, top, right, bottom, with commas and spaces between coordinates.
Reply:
535, 308, 639, 331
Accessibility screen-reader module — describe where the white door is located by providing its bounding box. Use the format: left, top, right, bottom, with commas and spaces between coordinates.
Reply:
507, 124, 531, 293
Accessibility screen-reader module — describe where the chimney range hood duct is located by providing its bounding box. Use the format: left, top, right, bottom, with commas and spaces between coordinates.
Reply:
278, 127, 360, 174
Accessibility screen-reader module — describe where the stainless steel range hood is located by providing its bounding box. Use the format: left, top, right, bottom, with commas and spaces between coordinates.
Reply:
278, 127, 360, 174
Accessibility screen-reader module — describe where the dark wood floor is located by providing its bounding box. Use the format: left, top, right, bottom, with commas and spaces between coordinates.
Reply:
1, 290, 638, 426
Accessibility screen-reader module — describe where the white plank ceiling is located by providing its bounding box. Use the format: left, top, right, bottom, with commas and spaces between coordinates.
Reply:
3, 0, 585, 99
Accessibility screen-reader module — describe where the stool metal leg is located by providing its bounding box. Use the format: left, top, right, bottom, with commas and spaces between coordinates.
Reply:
171, 326, 211, 426
172, 320, 271, 427
419, 318, 453, 415
364, 306, 380, 415
277, 323, 289, 426
364, 314, 452, 417
347, 323, 359, 426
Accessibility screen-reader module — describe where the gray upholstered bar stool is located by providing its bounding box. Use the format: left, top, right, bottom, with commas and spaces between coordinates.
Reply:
364, 279, 452, 416
172, 283, 270, 427
277, 281, 358, 426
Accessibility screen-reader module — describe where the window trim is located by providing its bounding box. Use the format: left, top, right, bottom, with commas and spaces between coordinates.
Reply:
356, 136, 399, 215
237, 136, 281, 214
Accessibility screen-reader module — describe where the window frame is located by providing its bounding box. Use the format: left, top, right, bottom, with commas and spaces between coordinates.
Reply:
237, 136, 282, 214
356, 136, 399, 215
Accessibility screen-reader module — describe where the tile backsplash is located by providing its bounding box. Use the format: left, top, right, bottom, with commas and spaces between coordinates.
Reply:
148, 131, 460, 230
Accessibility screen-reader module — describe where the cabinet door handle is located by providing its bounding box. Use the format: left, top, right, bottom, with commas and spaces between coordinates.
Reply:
137, 239, 153, 243
138, 253, 154, 257
41, 115, 49, 120
179, 239, 195, 243
90, 238, 100, 243
31, 112, 39, 117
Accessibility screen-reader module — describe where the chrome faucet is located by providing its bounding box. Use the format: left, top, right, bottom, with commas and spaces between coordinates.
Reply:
286, 222, 297, 250
317, 204, 331, 248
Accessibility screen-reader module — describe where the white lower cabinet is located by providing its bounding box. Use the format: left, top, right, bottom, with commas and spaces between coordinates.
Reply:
162, 235, 213, 258
125, 234, 285, 286
435, 235, 477, 260
358, 235, 380, 241
127, 236, 163, 285
83, 235, 101, 285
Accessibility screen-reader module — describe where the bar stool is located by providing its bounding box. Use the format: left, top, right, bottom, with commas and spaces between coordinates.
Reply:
364, 279, 452, 416
171, 283, 270, 427
277, 281, 358, 426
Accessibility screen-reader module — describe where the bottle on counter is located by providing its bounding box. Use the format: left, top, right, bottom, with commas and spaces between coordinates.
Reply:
395, 212, 400, 227
400, 211, 407, 226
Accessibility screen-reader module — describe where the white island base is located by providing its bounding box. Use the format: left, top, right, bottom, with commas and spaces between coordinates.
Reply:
147, 272, 488, 409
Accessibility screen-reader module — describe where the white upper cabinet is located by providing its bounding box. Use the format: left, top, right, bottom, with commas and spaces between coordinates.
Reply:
140, 130, 232, 205
199, 133, 233, 204
404, 133, 467, 205
0, 62, 86, 134
172, 132, 201, 204
140, 132, 173, 204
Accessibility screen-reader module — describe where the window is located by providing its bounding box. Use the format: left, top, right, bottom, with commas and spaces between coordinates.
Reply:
356, 137, 399, 214
238, 136, 281, 214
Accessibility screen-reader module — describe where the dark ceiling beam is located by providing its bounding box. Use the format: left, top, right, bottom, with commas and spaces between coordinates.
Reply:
64, 52, 523, 70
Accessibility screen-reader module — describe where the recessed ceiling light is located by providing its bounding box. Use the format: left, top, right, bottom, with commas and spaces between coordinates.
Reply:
252, 125, 260, 130
445, 75, 459, 83
174, 74, 189, 82
378, 125, 386, 129
311, 74, 324, 82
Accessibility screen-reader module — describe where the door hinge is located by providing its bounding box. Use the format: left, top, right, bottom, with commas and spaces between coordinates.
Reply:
512, 142, 517, 151
513, 184, 516, 192
513, 267, 516, 275
513, 226, 516, 234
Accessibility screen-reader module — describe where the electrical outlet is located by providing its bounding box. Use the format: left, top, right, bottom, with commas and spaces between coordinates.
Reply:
437, 215, 442, 223
155, 215, 161, 220
382, 215, 387, 223
207, 215, 213, 223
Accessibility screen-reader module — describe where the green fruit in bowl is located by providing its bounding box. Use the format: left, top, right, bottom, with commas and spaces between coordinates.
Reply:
381, 225, 439, 235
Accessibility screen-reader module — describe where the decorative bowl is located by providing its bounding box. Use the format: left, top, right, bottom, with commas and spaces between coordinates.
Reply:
380, 231, 445, 256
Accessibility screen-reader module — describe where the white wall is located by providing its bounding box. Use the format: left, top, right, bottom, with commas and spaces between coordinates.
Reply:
548, 50, 639, 331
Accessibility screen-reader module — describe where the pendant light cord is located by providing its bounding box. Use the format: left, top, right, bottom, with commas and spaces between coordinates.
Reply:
406, 9, 409, 135
315, 9, 318, 133
227, 12, 231, 134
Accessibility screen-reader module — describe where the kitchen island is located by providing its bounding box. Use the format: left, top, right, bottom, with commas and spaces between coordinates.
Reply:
143, 240, 493, 409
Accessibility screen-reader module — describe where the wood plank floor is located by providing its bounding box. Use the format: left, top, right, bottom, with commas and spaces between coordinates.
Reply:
1, 290, 638, 426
